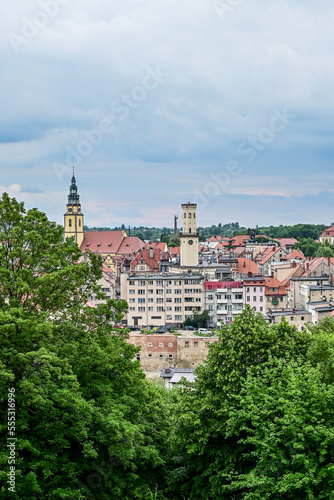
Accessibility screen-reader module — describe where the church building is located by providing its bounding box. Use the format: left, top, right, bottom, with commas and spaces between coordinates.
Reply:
64, 173, 144, 269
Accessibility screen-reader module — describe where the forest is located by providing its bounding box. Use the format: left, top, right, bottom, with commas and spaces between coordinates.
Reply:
1, 195, 334, 499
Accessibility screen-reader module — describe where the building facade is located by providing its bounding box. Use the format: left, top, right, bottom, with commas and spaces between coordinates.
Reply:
205, 281, 244, 327
121, 272, 205, 327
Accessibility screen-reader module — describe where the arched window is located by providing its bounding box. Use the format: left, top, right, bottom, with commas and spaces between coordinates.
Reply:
184, 213, 186, 218
189, 228, 191, 233
79, 219, 81, 227
188, 213, 192, 218
69, 219, 72, 227
193, 213, 196, 218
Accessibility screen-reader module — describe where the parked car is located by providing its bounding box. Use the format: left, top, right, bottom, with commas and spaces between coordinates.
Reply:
128, 325, 140, 331
156, 326, 171, 333
198, 328, 212, 335
185, 325, 195, 331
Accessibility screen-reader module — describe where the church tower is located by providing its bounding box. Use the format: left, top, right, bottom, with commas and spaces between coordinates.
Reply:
180, 203, 199, 267
64, 171, 84, 246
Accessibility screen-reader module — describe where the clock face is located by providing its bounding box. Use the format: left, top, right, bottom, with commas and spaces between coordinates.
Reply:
68, 208, 72, 212
188, 239, 193, 245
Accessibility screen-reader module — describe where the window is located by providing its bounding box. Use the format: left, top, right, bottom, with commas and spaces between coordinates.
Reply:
148, 307, 153, 311
253, 296, 256, 302
129, 298, 135, 303
166, 306, 172, 311
69, 219, 72, 227
194, 342, 198, 348
166, 298, 172, 303
156, 281, 163, 286
260, 306, 263, 312
156, 298, 163, 303
156, 289, 163, 295
301, 316, 304, 320
148, 343, 153, 347
166, 280, 172, 285
148, 280, 153, 285
138, 298, 145, 304
159, 354, 164, 358
167, 315, 172, 320
246, 287, 250, 292
138, 290, 145, 295
168, 343, 173, 347
260, 296, 263, 302
175, 315, 182, 320
290, 317, 294, 321
174, 280, 181, 286
79, 219, 81, 227
253, 287, 256, 292
175, 306, 182, 311
129, 290, 135, 295
188, 213, 192, 218
138, 281, 146, 286
138, 307, 145, 312
208, 294, 213, 300
148, 289, 153, 294
139, 266, 145, 270
168, 354, 173, 358
157, 306, 164, 312
148, 298, 153, 303
148, 354, 152, 357
129, 307, 135, 311
129, 281, 135, 285
175, 298, 182, 303
260, 287, 263, 292
247, 296, 250, 302
174, 289, 182, 294
166, 289, 172, 294
280, 297, 284, 302
185, 342, 189, 348
267, 297, 270, 301
159, 343, 164, 347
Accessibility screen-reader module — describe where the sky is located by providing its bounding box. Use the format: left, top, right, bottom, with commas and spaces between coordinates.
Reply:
1, 0, 334, 229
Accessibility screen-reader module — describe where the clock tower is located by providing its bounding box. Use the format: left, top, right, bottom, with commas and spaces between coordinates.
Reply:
64, 170, 84, 246
180, 203, 199, 267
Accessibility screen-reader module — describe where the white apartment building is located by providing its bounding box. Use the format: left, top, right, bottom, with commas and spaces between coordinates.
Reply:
120, 272, 205, 327
242, 274, 266, 314
205, 281, 244, 327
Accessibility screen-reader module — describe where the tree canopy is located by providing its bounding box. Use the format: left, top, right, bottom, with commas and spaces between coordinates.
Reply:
0, 193, 168, 499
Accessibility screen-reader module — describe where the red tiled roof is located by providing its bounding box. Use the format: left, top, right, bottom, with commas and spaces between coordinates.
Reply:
130, 248, 161, 271
320, 226, 334, 238
117, 236, 145, 256
170, 246, 180, 256
237, 258, 258, 275
285, 249, 304, 261
276, 238, 298, 246
81, 230, 124, 254
264, 277, 287, 296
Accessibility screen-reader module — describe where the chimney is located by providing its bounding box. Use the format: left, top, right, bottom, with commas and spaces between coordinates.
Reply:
149, 247, 154, 259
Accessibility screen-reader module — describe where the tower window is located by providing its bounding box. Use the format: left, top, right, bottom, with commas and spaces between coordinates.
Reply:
189, 228, 191, 233
184, 213, 186, 218
188, 213, 191, 218
79, 219, 81, 227
193, 213, 195, 218
69, 219, 72, 227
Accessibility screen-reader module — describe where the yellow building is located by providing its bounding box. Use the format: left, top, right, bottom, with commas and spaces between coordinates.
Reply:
64, 172, 84, 246
319, 225, 334, 245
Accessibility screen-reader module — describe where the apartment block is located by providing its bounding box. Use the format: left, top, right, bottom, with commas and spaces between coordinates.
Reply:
205, 281, 244, 327
243, 274, 266, 314
120, 272, 205, 327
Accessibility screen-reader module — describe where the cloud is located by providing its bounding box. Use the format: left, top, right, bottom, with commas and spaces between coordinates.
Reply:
1, 0, 334, 226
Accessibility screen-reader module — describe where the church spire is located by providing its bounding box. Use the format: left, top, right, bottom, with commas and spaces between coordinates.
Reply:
68, 167, 80, 205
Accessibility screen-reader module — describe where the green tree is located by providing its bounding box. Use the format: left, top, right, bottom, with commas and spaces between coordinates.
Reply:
168, 307, 312, 499
0, 194, 168, 499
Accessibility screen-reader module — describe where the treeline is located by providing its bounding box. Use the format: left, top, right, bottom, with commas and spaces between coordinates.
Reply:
85, 222, 328, 242
1, 195, 334, 499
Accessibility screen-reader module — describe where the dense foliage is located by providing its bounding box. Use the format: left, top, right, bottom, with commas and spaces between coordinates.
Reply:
294, 238, 334, 257
0, 194, 168, 499
183, 310, 210, 329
